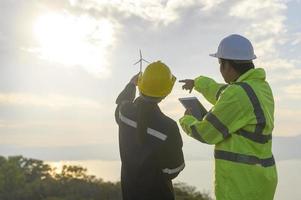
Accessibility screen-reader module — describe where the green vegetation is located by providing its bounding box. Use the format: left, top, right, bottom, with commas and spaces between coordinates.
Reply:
0, 156, 212, 200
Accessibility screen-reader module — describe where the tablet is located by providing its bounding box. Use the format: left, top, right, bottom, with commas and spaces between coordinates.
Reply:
179, 97, 208, 120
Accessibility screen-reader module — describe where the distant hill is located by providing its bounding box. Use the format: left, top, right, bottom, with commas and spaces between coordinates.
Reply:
2, 135, 299, 162
0, 155, 212, 200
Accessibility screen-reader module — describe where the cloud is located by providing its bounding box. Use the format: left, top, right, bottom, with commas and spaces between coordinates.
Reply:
60, 0, 301, 139
274, 107, 301, 136
0, 120, 6, 128
226, 0, 300, 83
68, 0, 226, 25
281, 84, 301, 100
0, 0, 300, 163
229, 0, 286, 20
0, 32, 5, 41
0, 93, 102, 109
291, 32, 301, 45
79, 0, 299, 83
29, 12, 117, 77
257, 59, 301, 83
229, 0, 287, 58
69, 0, 183, 25
0, 0, 119, 78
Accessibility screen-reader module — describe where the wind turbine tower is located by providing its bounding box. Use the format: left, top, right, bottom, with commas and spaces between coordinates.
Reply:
133, 49, 150, 73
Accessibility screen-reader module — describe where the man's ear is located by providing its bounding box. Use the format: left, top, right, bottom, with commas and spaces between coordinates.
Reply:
225, 61, 234, 72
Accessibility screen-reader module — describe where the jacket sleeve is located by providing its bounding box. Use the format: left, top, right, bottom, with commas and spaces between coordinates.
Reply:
180, 85, 248, 144
159, 123, 185, 180
115, 83, 136, 124
194, 76, 227, 105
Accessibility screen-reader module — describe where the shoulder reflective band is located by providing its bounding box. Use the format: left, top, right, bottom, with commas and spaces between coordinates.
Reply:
119, 111, 167, 141
147, 128, 167, 141
162, 163, 185, 175
237, 129, 272, 144
191, 125, 208, 143
216, 85, 229, 100
234, 82, 266, 134
119, 111, 137, 128
215, 150, 275, 167
205, 112, 230, 138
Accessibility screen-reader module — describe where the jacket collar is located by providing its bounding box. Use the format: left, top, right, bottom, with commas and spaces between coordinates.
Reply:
134, 97, 162, 113
235, 68, 266, 83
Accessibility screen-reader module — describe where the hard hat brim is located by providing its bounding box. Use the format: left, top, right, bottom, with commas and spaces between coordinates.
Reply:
209, 53, 218, 58
209, 53, 257, 60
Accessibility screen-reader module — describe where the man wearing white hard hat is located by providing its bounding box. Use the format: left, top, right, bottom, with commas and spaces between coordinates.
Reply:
179, 34, 277, 200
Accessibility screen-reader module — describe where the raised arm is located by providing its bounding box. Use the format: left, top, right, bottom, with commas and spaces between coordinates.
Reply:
115, 73, 139, 123
180, 85, 247, 144
193, 76, 227, 105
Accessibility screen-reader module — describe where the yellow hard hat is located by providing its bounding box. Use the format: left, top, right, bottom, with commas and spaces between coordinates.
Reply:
138, 61, 176, 98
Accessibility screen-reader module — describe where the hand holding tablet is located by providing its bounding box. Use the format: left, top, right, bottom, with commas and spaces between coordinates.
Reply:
179, 97, 208, 120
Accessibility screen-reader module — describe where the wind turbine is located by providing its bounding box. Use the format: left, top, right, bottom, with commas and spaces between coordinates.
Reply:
133, 49, 150, 73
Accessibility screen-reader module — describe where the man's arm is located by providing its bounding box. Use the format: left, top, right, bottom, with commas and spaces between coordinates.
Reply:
179, 76, 227, 105
115, 74, 139, 124
180, 85, 247, 144
115, 83, 136, 105
194, 76, 227, 105
159, 124, 185, 180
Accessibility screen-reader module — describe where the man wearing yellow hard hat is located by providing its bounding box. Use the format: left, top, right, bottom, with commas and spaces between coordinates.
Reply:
179, 34, 277, 200
115, 61, 185, 200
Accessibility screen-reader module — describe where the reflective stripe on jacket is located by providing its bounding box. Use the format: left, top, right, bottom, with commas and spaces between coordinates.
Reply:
116, 83, 185, 200
179, 68, 277, 200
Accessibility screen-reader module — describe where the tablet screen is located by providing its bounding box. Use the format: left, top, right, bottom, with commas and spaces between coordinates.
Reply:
179, 97, 208, 120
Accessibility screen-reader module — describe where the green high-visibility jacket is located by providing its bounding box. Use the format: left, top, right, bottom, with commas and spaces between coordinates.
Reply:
179, 68, 278, 200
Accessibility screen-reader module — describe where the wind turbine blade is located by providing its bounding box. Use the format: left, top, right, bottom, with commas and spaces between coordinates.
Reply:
142, 59, 150, 63
133, 60, 141, 65
139, 49, 142, 59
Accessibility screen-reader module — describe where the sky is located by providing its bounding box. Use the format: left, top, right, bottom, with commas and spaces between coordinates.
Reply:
0, 0, 301, 164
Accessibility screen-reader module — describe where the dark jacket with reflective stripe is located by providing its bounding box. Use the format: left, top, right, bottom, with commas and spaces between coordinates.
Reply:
115, 83, 185, 200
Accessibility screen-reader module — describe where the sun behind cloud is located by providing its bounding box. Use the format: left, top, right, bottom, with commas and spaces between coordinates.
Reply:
33, 12, 115, 77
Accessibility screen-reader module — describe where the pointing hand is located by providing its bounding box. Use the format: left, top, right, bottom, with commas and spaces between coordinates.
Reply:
179, 79, 194, 93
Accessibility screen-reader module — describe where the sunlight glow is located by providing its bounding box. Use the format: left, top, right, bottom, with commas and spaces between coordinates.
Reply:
49, 161, 65, 174
33, 13, 115, 76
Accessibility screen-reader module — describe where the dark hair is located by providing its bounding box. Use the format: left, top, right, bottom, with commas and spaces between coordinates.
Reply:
221, 58, 255, 75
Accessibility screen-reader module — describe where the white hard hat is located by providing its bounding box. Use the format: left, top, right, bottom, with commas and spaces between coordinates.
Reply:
210, 34, 256, 60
